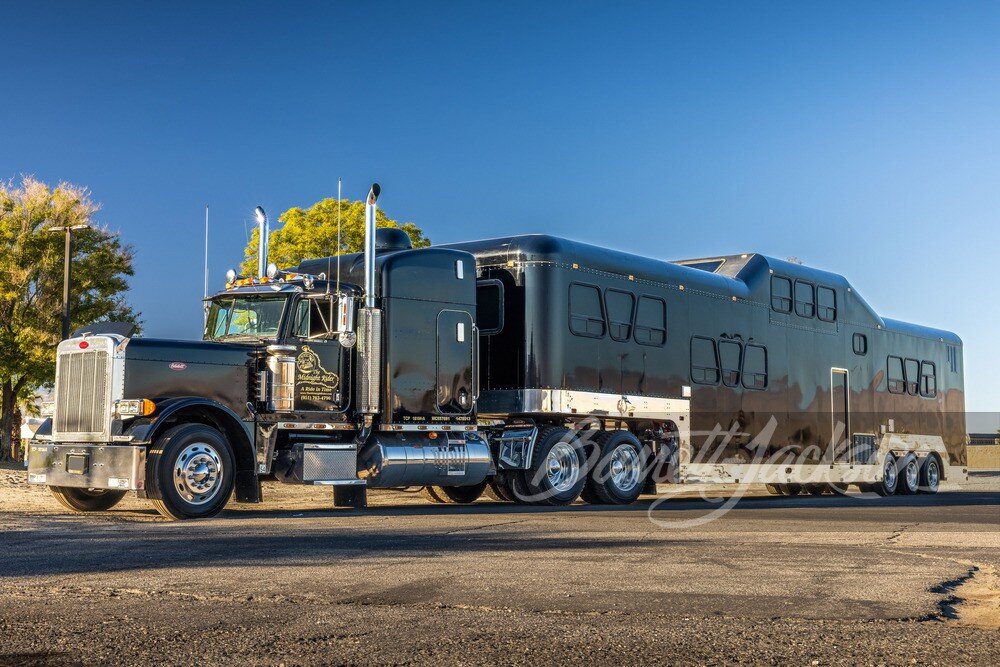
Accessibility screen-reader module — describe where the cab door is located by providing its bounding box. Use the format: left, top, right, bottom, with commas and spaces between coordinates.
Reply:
289, 296, 347, 412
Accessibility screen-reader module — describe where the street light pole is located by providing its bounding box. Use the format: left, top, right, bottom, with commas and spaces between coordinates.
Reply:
49, 224, 89, 340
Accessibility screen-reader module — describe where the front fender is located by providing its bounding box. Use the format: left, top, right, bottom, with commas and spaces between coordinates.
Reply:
124, 397, 253, 446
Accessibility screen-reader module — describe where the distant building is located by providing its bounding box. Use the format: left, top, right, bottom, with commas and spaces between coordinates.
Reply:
969, 433, 999, 446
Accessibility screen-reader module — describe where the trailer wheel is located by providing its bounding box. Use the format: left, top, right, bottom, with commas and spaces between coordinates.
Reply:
50, 487, 127, 513
865, 453, 899, 496
148, 424, 235, 520
583, 431, 646, 505
523, 426, 586, 505
897, 454, 920, 495
918, 455, 941, 494
765, 484, 785, 496
804, 484, 827, 496
779, 484, 802, 497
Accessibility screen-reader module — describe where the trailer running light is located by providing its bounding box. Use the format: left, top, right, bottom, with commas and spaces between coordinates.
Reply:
114, 399, 156, 417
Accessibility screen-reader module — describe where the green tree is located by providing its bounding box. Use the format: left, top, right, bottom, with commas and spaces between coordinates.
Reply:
0, 177, 139, 461
240, 198, 430, 275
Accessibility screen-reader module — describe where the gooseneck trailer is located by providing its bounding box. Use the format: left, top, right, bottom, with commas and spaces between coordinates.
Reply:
27, 185, 967, 519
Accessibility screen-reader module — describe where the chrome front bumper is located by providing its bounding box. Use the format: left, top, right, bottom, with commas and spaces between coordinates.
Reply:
26, 442, 146, 491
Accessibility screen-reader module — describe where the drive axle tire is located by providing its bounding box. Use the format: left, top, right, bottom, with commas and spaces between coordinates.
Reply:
484, 478, 513, 502
148, 424, 235, 521
897, 454, 920, 495
421, 486, 448, 503
918, 455, 941, 495
523, 427, 586, 506
583, 431, 646, 505
430, 481, 488, 504
50, 487, 127, 513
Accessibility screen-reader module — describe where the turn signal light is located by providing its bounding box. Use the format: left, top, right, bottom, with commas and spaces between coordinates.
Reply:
114, 398, 156, 417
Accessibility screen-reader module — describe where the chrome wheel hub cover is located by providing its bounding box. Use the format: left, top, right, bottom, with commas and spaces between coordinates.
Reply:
545, 442, 580, 493
173, 443, 223, 505
883, 457, 897, 489
927, 460, 939, 488
905, 459, 919, 489
609, 445, 641, 492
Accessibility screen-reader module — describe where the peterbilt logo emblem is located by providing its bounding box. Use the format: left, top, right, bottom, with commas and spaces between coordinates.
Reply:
169, 362, 188, 371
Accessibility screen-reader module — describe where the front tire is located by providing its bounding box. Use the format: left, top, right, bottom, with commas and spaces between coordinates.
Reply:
50, 487, 127, 512
148, 424, 235, 520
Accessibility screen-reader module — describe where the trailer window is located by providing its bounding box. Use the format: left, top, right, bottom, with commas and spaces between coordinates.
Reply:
920, 361, 937, 398
719, 340, 742, 387
742, 344, 768, 390
817, 286, 837, 322
904, 358, 920, 396
569, 283, 606, 338
634, 296, 666, 346
690, 337, 720, 385
604, 289, 635, 342
476, 279, 504, 335
853, 333, 868, 356
794, 280, 815, 318
771, 276, 792, 313
887, 356, 905, 394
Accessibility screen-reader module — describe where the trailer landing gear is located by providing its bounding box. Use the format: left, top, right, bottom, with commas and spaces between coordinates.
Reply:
334, 486, 367, 509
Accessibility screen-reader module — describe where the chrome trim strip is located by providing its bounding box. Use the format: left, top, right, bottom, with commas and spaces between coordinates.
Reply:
312, 479, 367, 486
380, 424, 478, 432
480, 389, 689, 420
277, 422, 354, 431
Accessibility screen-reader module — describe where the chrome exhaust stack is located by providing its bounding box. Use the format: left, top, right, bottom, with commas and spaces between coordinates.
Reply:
255, 206, 269, 279
357, 183, 382, 418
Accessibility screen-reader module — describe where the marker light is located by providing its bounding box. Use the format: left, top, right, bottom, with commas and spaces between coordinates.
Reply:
266, 263, 280, 279
225, 269, 237, 284
78, 341, 89, 349
114, 398, 156, 417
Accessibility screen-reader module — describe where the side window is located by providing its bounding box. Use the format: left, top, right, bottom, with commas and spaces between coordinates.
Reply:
476, 279, 504, 335
569, 283, 606, 338
817, 286, 837, 322
920, 361, 937, 398
887, 356, 905, 394
292, 300, 311, 338
690, 336, 720, 385
604, 289, 635, 342
794, 280, 815, 318
771, 276, 792, 313
718, 340, 743, 387
853, 333, 868, 355
742, 344, 768, 390
634, 296, 667, 346
904, 358, 920, 396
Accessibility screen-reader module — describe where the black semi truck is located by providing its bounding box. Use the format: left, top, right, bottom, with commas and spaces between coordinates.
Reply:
27, 185, 967, 519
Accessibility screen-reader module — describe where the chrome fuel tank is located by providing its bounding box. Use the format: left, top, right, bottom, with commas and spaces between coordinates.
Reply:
358, 432, 492, 488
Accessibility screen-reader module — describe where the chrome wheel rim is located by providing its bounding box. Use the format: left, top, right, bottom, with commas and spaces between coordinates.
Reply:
545, 442, 580, 493
927, 460, 939, 489
883, 456, 897, 489
173, 442, 223, 505
905, 460, 919, 489
609, 445, 641, 492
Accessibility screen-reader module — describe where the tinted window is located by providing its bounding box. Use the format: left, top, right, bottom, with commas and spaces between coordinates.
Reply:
569, 283, 605, 338
794, 280, 815, 318
853, 333, 868, 356
887, 356, 905, 394
691, 337, 720, 385
817, 286, 837, 322
604, 289, 635, 342
634, 296, 667, 346
904, 358, 920, 396
719, 340, 742, 387
920, 361, 937, 398
476, 280, 504, 335
742, 344, 768, 390
771, 276, 792, 313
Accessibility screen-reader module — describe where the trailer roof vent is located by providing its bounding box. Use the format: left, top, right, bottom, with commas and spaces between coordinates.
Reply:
375, 228, 413, 252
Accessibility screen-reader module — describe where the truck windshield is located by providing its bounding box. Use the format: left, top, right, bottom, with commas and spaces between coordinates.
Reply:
205, 296, 287, 341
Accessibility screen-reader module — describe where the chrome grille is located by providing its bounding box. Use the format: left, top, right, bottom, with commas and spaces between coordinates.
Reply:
54, 348, 111, 437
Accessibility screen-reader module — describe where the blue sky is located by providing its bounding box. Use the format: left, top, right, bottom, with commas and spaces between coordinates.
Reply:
2, 1, 998, 413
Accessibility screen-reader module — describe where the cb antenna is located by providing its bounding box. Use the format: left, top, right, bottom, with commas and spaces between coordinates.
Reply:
331, 178, 342, 295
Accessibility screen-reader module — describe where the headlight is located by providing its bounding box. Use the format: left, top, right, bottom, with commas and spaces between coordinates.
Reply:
114, 398, 156, 417
40, 401, 55, 417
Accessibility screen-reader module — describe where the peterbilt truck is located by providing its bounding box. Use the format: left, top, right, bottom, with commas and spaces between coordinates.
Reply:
27, 184, 967, 519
